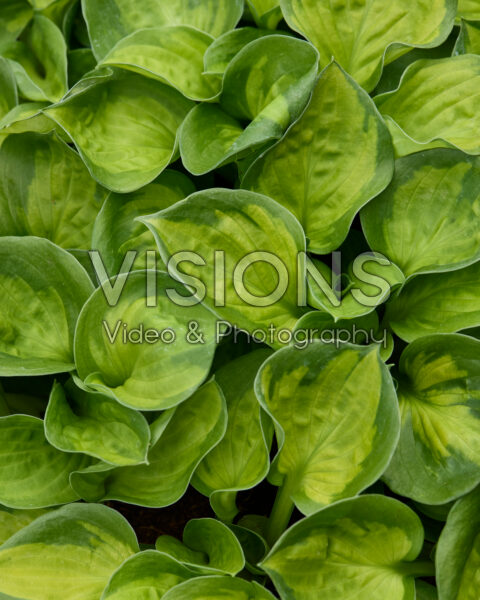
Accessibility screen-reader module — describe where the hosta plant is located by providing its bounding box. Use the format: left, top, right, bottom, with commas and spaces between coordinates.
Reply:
1, 0, 480, 598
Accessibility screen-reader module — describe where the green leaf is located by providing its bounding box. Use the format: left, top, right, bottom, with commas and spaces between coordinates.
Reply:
243, 61, 393, 254
141, 188, 307, 347
454, 19, 480, 54
193, 350, 273, 522
437, 486, 480, 600
385, 260, 480, 342
0, 507, 49, 545
92, 170, 195, 278
0, 132, 107, 249
0, 0, 33, 45
0, 236, 94, 376
255, 343, 400, 515
0, 415, 91, 508
45, 379, 151, 466
0, 503, 139, 600
204, 27, 285, 75
1, 15, 68, 102
0, 58, 17, 120
279, 0, 456, 92
262, 495, 429, 600
246, 0, 282, 29
45, 70, 193, 193
83, 0, 244, 60
180, 35, 318, 175
101, 550, 198, 600
162, 576, 277, 600
228, 524, 268, 575
100, 26, 221, 101
384, 334, 480, 505
375, 55, 480, 155
155, 518, 244, 575
416, 582, 438, 600
67, 47, 96, 87
458, 0, 480, 19
0, 102, 55, 147
361, 149, 480, 278
70, 380, 227, 507
74, 270, 217, 411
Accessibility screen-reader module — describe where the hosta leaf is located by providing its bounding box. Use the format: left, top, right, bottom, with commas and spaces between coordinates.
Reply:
83, 0, 244, 60
0, 503, 139, 600
1, 15, 68, 102
45, 70, 193, 193
255, 343, 400, 515
141, 189, 307, 347
92, 170, 195, 278
228, 524, 268, 575
437, 486, 480, 600
193, 350, 273, 521
454, 19, 480, 54
163, 576, 276, 600
385, 261, 480, 341
203, 27, 284, 74
0, 236, 94, 376
70, 380, 227, 507
180, 35, 318, 175
101, 550, 198, 600
243, 62, 393, 254
67, 48, 96, 86
279, 0, 456, 91
75, 270, 217, 411
0, 415, 91, 508
375, 55, 480, 155
155, 518, 244, 575
45, 379, 151, 466
384, 334, 480, 504
0, 58, 17, 120
0, 0, 33, 45
101, 26, 221, 101
0, 102, 54, 147
262, 495, 429, 600
458, 0, 480, 19
361, 149, 480, 278
0, 132, 107, 249
0, 507, 49, 545
246, 0, 282, 29
417, 582, 438, 600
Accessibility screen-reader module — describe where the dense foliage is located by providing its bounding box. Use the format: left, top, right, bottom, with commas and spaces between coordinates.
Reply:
0, 0, 479, 598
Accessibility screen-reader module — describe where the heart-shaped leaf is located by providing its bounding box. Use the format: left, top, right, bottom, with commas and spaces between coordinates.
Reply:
384, 334, 480, 504
163, 576, 277, 600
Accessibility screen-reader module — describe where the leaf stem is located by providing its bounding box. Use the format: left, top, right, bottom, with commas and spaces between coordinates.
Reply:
266, 483, 295, 546
397, 560, 436, 578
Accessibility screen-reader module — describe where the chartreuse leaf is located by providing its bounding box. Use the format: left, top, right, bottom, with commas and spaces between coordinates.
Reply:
101, 26, 221, 101
203, 27, 284, 74
458, 0, 480, 19
180, 35, 318, 175
45, 379, 151, 466
362, 150, 480, 278
0, 0, 33, 45
193, 350, 273, 521
92, 170, 195, 278
141, 189, 307, 348
255, 343, 400, 516
74, 270, 217, 411
262, 495, 431, 600
1, 15, 68, 102
279, 0, 456, 92
454, 19, 480, 54
155, 518, 244, 575
0, 132, 107, 249
384, 334, 480, 504
45, 70, 193, 193
0, 102, 55, 147
101, 550, 198, 600
0, 236, 93, 376
0, 415, 91, 508
243, 62, 393, 254
0, 503, 139, 600
417, 582, 438, 600
437, 486, 480, 600
0, 507, 49, 544
375, 56, 480, 155
0, 58, 17, 119
83, 0, 244, 60
385, 261, 480, 341
163, 576, 276, 600
70, 380, 227, 507
246, 0, 282, 29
